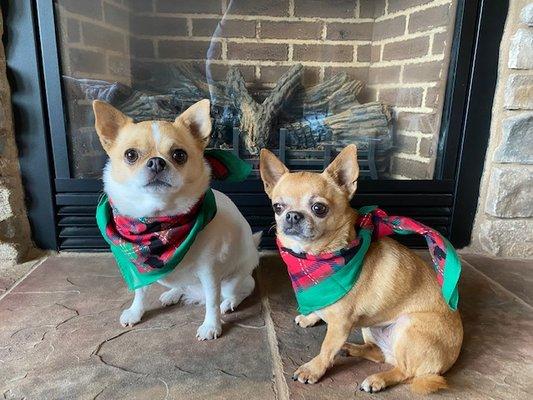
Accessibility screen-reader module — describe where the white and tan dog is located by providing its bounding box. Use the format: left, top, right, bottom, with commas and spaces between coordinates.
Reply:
93, 99, 261, 340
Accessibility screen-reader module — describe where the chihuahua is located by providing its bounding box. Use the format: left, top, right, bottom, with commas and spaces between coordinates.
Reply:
260, 145, 462, 394
93, 99, 261, 340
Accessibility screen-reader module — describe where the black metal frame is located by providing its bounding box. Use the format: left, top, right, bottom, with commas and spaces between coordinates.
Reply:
5, 0, 507, 250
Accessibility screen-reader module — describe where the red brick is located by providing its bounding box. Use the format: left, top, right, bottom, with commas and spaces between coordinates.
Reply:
359, 87, 378, 103
432, 31, 448, 54
293, 44, 353, 62
395, 135, 418, 155
379, 87, 424, 107
261, 21, 322, 40
396, 112, 437, 133
108, 55, 130, 76
390, 156, 431, 179
227, 43, 288, 61
63, 0, 103, 20
382, 37, 430, 61
226, 0, 289, 16
155, 0, 221, 14
324, 67, 368, 82
372, 0, 387, 17
104, 2, 129, 30
359, 0, 383, 18
408, 5, 451, 33
66, 18, 81, 43
371, 45, 381, 62
69, 48, 107, 74
388, 0, 432, 13
124, 0, 153, 13
425, 87, 440, 107
82, 22, 125, 52
130, 37, 155, 58
207, 64, 255, 82
357, 44, 371, 62
294, 0, 356, 18
131, 16, 187, 36
368, 66, 401, 84
259, 65, 320, 85
326, 22, 373, 41
403, 61, 443, 83
372, 16, 406, 40
193, 19, 256, 38
158, 40, 221, 59
419, 137, 434, 157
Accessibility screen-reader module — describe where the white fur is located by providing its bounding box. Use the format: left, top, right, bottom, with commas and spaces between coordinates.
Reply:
107, 171, 261, 340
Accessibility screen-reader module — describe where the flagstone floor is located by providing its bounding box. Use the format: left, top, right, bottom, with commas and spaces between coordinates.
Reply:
0, 252, 531, 400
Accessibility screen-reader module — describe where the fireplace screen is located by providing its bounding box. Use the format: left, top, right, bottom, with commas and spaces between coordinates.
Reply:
55, 0, 458, 180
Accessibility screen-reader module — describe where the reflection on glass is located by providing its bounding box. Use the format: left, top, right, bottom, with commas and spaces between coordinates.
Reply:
55, 0, 457, 180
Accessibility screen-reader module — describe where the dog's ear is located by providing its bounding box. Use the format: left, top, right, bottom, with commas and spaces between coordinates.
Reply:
175, 99, 212, 148
259, 149, 289, 198
323, 144, 359, 198
93, 100, 131, 152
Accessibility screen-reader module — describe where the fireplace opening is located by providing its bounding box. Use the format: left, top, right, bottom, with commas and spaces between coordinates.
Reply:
8, 0, 504, 251
55, 0, 457, 181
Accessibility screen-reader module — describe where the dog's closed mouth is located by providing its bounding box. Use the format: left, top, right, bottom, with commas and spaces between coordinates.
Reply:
145, 179, 171, 188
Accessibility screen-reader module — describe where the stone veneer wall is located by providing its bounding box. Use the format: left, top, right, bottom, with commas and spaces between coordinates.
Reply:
0, 11, 33, 265
59, 0, 457, 179
470, 1, 533, 258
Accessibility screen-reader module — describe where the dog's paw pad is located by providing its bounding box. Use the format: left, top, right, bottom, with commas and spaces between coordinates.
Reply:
196, 322, 222, 340
292, 362, 324, 384
360, 376, 386, 393
159, 289, 182, 307
294, 314, 316, 328
220, 298, 236, 314
119, 308, 142, 327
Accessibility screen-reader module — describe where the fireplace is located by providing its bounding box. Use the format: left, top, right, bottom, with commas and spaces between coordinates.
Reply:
5, 0, 507, 250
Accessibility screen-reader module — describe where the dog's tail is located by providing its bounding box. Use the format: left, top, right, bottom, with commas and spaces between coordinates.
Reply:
410, 374, 448, 395
252, 231, 263, 248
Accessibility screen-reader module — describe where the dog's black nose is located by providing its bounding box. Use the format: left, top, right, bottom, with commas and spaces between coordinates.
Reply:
285, 211, 303, 225
146, 157, 166, 173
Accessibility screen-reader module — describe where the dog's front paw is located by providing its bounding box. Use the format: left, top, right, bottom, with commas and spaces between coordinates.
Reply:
119, 308, 143, 327
196, 322, 222, 340
294, 314, 319, 328
159, 288, 182, 307
292, 359, 326, 384
360, 374, 386, 394
220, 298, 237, 314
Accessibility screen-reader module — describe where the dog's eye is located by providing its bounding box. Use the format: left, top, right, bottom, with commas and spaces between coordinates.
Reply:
172, 149, 188, 165
273, 203, 284, 215
124, 149, 138, 163
311, 202, 328, 218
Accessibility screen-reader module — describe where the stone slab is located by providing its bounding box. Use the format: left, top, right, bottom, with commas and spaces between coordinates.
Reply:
260, 253, 533, 399
0, 255, 275, 400
504, 74, 533, 110
461, 253, 533, 306
494, 112, 533, 164
509, 28, 533, 70
485, 166, 533, 218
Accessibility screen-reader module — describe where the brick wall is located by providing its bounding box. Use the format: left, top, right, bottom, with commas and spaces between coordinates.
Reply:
56, 0, 457, 179
470, 1, 533, 258
0, 11, 33, 265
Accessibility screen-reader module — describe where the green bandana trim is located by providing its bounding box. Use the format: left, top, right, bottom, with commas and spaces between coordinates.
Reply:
96, 189, 217, 290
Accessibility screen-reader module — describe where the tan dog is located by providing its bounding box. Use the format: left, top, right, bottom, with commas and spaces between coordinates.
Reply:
260, 145, 463, 394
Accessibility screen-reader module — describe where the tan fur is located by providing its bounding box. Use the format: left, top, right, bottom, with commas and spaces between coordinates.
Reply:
260, 146, 463, 394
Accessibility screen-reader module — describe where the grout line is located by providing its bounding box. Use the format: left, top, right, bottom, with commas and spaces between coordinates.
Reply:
258, 265, 290, 400
462, 260, 533, 311
0, 257, 49, 303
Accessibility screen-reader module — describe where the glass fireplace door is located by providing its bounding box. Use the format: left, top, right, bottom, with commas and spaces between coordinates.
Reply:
18, 0, 505, 250
52, 0, 458, 181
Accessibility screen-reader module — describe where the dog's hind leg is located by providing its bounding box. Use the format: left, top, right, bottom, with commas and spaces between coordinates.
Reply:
220, 274, 255, 314
120, 286, 148, 327
360, 367, 407, 393
340, 343, 384, 363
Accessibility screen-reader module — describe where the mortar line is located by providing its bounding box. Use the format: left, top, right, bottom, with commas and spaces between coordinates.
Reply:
0, 256, 49, 303
258, 266, 290, 400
